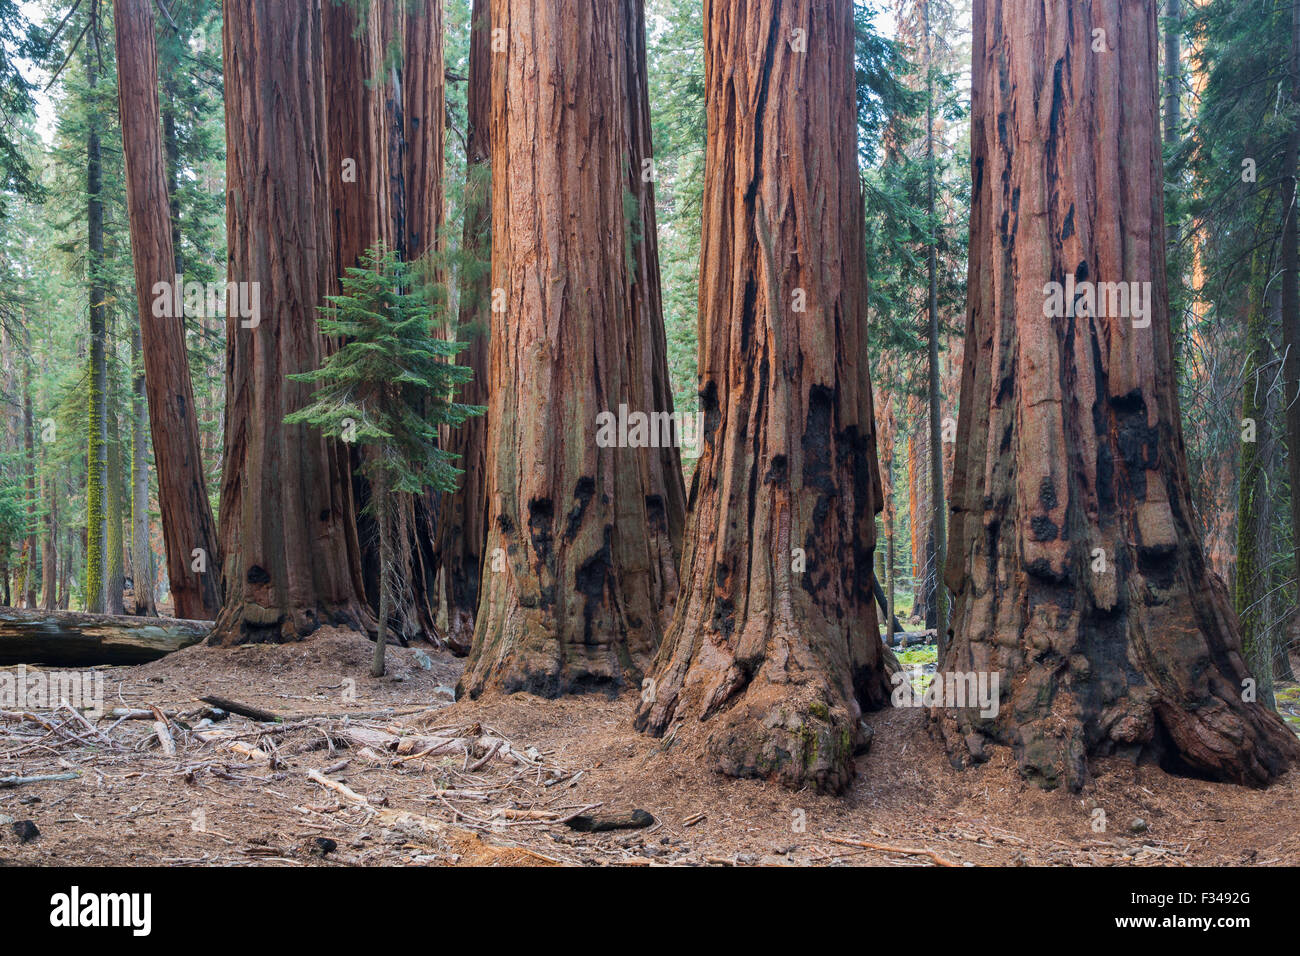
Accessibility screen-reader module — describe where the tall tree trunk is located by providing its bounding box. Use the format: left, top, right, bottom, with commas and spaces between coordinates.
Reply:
113, 0, 222, 619
403, 0, 444, 264
621, 0, 687, 623
41, 443, 57, 612
129, 326, 157, 616
1280, 0, 1300, 683
399, 0, 448, 645
1238, 255, 1274, 709
324, 0, 395, 629
20, 346, 36, 608
922, 0, 949, 659
1162, 0, 1179, 258
213, 0, 370, 644
458, 0, 671, 698
85, 42, 107, 616
323, 0, 444, 645
939, 0, 1299, 791
634, 0, 891, 795
105, 381, 125, 615
372, 469, 392, 678
435, 0, 491, 655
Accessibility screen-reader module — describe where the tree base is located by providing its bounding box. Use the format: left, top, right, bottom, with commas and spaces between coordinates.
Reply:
637, 639, 894, 796
206, 600, 369, 647
456, 613, 642, 700
933, 600, 1300, 792
699, 685, 865, 795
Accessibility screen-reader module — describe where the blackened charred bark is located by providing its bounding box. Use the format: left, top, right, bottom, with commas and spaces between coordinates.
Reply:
634, 0, 892, 795
459, 0, 671, 698
939, 0, 1299, 791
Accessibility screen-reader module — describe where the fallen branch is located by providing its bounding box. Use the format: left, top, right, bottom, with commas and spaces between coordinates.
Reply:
306, 768, 368, 805
0, 771, 80, 788
151, 705, 176, 756
824, 836, 961, 867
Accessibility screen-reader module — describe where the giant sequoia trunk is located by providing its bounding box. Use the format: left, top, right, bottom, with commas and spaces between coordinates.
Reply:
458, 0, 672, 697
621, 0, 687, 621
399, 0, 448, 645
938, 0, 1300, 791
634, 0, 892, 795
434, 0, 491, 655
324, 0, 445, 645
402, 0, 444, 265
213, 0, 370, 644
113, 0, 221, 620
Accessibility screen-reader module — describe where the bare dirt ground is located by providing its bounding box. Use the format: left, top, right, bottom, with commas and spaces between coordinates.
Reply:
2, 627, 1298, 867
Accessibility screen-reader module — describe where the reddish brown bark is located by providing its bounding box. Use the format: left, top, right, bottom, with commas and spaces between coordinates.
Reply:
324, 0, 390, 280
621, 0, 686, 621
113, 0, 222, 620
634, 0, 891, 795
213, 0, 369, 644
458, 0, 672, 697
939, 0, 1300, 790
435, 0, 491, 654
403, 0, 445, 263
322, 0, 446, 644
399, 0, 449, 646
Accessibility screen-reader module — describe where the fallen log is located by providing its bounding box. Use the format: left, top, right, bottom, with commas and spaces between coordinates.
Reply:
566, 809, 655, 832
0, 607, 210, 666
199, 695, 283, 723
883, 629, 937, 648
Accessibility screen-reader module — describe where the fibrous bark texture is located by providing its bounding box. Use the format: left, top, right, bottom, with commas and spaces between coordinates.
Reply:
435, 0, 490, 655
114, 0, 221, 621
621, 0, 687, 622
459, 0, 672, 698
214, 0, 369, 644
634, 0, 891, 796
403, 0, 445, 264
324, 0, 446, 645
939, 0, 1300, 791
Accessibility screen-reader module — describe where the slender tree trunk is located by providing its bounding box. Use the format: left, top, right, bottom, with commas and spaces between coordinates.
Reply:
41, 452, 57, 611
635, 0, 891, 795
21, 347, 36, 608
922, 0, 949, 659
459, 0, 672, 698
214, 0, 370, 644
372, 470, 392, 678
129, 326, 157, 616
1238, 255, 1274, 709
105, 381, 125, 615
940, 0, 1299, 791
1163, 0, 1180, 267
435, 0, 491, 655
114, 0, 222, 619
85, 43, 107, 616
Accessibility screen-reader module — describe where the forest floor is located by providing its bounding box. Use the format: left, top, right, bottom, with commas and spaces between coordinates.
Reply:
2, 627, 1298, 867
